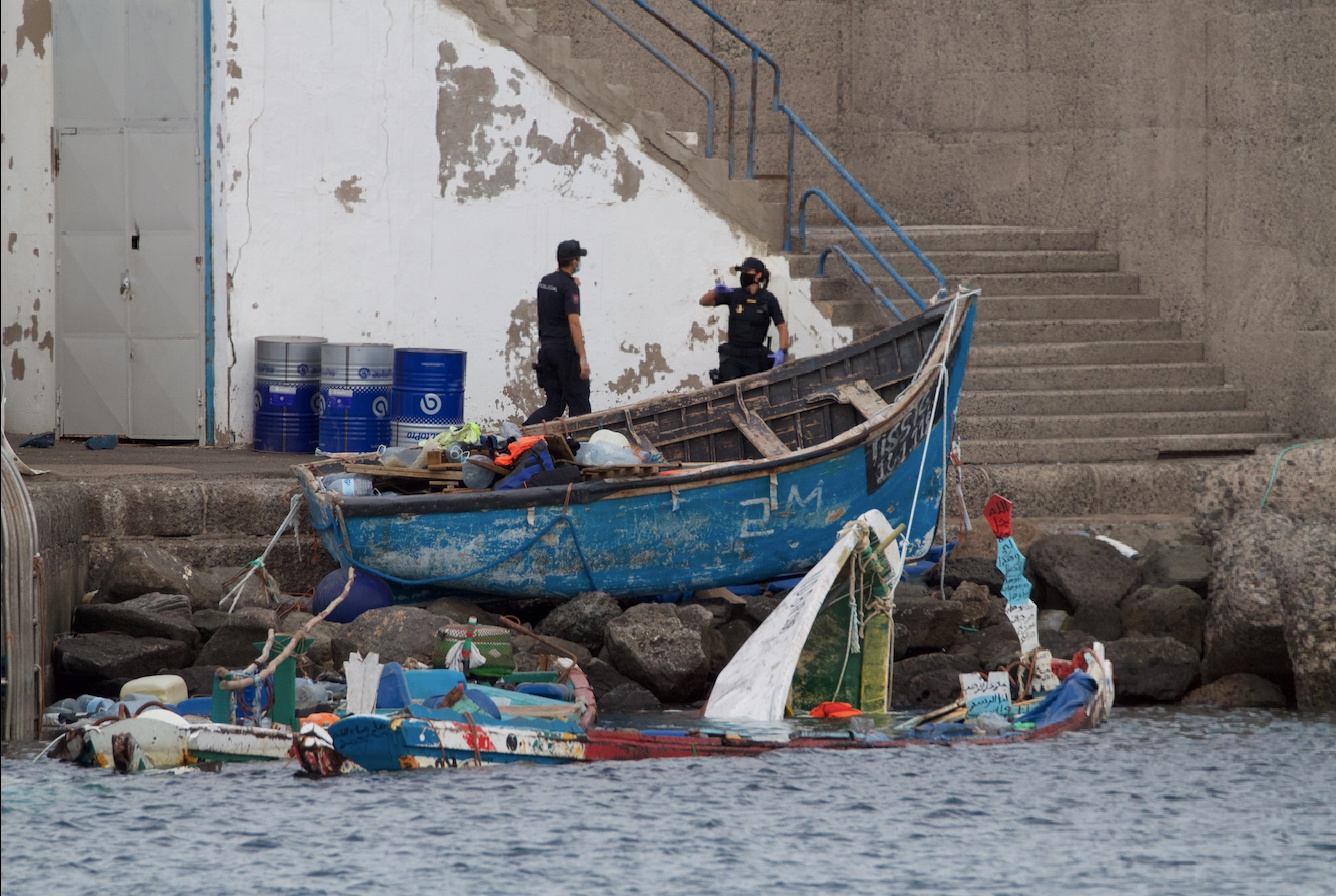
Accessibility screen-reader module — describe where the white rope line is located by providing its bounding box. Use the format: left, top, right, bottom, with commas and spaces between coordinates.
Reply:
221, 493, 304, 613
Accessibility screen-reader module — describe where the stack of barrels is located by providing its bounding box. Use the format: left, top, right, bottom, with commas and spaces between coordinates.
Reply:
253, 337, 466, 454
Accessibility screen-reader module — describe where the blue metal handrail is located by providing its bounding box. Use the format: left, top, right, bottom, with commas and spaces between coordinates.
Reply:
785, 107, 946, 301
684, 0, 781, 179
818, 245, 901, 322
802, 188, 923, 315
629, 0, 737, 177
586, 0, 716, 160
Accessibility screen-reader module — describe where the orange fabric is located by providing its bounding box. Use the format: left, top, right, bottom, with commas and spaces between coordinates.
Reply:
300, 712, 341, 728
493, 436, 547, 467
808, 701, 862, 719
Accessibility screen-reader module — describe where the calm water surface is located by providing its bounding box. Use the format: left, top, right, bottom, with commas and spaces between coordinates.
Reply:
3, 707, 1333, 896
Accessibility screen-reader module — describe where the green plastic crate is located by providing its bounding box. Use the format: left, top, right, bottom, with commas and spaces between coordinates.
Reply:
432, 623, 514, 678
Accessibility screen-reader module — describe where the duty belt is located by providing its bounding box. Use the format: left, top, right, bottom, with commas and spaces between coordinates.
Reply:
720, 342, 768, 358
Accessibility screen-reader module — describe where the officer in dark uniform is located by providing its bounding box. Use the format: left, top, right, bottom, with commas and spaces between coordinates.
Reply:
699, 256, 790, 383
524, 239, 591, 425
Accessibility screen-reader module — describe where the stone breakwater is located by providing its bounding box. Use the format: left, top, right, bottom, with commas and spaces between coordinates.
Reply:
46, 440, 1335, 715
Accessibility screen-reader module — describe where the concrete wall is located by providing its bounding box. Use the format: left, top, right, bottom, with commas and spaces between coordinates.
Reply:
1, 0, 57, 434
210, 0, 837, 442
537, 0, 1335, 438
1, 0, 842, 444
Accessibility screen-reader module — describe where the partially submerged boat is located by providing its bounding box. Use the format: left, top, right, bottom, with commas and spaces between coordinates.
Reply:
293, 287, 979, 600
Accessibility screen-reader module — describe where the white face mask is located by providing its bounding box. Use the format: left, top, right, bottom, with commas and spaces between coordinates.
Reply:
574, 260, 582, 273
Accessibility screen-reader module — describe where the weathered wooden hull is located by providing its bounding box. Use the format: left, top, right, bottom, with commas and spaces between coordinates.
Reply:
49, 708, 295, 772
295, 294, 977, 600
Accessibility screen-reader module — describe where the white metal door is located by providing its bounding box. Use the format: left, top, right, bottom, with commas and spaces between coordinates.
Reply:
54, 0, 203, 441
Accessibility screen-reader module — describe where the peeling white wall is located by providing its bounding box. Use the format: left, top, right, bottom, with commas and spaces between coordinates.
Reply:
215, 0, 842, 442
1, 0, 57, 433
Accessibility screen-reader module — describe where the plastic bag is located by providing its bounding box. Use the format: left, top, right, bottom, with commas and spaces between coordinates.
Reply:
576, 440, 644, 466
378, 445, 430, 469
423, 422, 481, 450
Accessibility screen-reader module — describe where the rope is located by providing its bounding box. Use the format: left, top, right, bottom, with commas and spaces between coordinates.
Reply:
1260, 440, 1324, 509
221, 494, 304, 613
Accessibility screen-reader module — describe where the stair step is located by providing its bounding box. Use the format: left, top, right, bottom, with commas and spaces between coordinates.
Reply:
959, 386, 1250, 416
810, 271, 1141, 300
963, 362, 1227, 391
789, 250, 1120, 278
973, 319, 1182, 344
970, 341, 1206, 366
957, 410, 1272, 441
976, 295, 1162, 321
804, 224, 1100, 253
961, 432, 1292, 465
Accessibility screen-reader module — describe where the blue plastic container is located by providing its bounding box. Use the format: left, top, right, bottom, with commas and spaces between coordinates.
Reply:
391, 348, 467, 447
253, 336, 325, 453
376, 662, 412, 710
318, 342, 393, 454
404, 668, 467, 702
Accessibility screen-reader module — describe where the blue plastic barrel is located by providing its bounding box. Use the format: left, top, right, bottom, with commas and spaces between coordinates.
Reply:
253, 336, 325, 453
391, 348, 467, 447
317, 342, 393, 454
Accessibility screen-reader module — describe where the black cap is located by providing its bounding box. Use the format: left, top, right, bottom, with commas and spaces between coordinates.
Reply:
738, 256, 766, 272
557, 239, 588, 263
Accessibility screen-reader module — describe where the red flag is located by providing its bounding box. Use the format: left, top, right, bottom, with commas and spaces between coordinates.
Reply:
983, 494, 1012, 539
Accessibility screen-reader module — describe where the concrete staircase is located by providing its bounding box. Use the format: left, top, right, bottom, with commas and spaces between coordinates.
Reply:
451, 1, 1286, 468
800, 225, 1288, 464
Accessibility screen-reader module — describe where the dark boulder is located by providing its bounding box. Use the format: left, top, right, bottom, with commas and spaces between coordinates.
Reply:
895, 594, 965, 651
581, 656, 635, 701
891, 653, 977, 710
95, 544, 221, 610
1105, 636, 1200, 704
1138, 541, 1211, 595
536, 592, 622, 654
1122, 585, 1206, 653
328, 606, 440, 667
923, 557, 1005, 596
1028, 534, 1138, 639
192, 608, 280, 670
599, 681, 662, 712
54, 632, 193, 698
603, 603, 711, 704
743, 594, 780, 626
73, 593, 200, 651
1181, 673, 1288, 709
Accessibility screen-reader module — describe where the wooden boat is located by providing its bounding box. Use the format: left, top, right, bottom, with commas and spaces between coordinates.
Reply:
44, 708, 295, 773
293, 287, 979, 600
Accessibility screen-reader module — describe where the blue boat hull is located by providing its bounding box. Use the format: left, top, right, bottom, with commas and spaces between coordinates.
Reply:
297, 298, 976, 600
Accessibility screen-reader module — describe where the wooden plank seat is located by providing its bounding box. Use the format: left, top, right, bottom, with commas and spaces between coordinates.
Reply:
729, 412, 791, 459
836, 380, 891, 421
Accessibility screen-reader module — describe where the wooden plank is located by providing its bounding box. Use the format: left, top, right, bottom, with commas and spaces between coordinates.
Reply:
836, 380, 890, 420
729, 412, 790, 458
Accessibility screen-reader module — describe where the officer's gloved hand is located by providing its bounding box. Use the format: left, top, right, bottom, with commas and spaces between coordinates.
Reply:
769, 349, 786, 367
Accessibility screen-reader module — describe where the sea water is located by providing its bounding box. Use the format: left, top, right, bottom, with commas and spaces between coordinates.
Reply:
3, 707, 1333, 896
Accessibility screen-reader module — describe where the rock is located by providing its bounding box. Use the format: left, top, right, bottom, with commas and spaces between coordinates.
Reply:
159, 665, 221, 699
213, 572, 276, 612
893, 667, 963, 711
329, 606, 440, 667
1201, 510, 1295, 684
599, 681, 662, 712
511, 631, 592, 671
603, 603, 711, 704
581, 656, 634, 701
54, 632, 193, 698
743, 594, 780, 626
95, 544, 221, 610
1105, 636, 1200, 704
1194, 440, 1335, 540
536, 592, 621, 654
950, 517, 1046, 559
1122, 585, 1207, 653
946, 581, 994, 628
1039, 628, 1100, 661
895, 595, 965, 651
923, 557, 1005, 596
416, 597, 500, 625
674, 604, 730, 676
1028, 534, 1138, 639
953, 622, 1022, 670
278, 611, 341, 669
1274, 518, 1336, 711
1138, 542, 1211, 595
892, 622, 910, 661
72, 593, 200, 651
192, 608, 280, 670
717, 619, 755, 663
1181, 673, 1289, 709
190, 609, 232, 642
